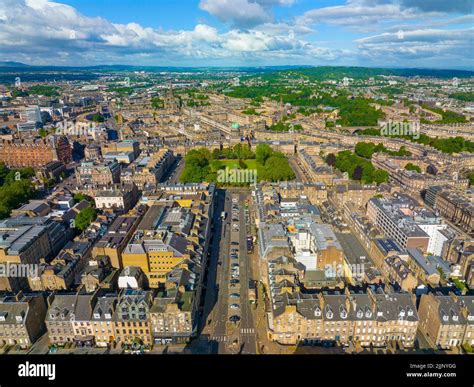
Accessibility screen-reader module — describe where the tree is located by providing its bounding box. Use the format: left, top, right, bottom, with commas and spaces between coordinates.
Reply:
73, 193, 91, 203
355, 142, 376, 159
372, 169, 389, 185
151, 97, 164, 109
325, 153, 336, 166
75, 206, 97, 232
405, 163, 422, 173
352, 165, 364, 181
255, 144, 273, 165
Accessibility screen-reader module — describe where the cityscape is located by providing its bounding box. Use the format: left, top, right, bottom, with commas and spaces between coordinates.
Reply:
0, 0, 472, 384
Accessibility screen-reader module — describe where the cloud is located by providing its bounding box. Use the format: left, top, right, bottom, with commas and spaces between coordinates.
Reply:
297, 1, 432, 29
355, 28, 474, 67
399, 0, 473, 14
199, 0, 295, 28
0, 0, 343, 66
0, 0, 471, 68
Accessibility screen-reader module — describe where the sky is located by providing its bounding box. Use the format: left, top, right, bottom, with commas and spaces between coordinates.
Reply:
0, 0, 472, 69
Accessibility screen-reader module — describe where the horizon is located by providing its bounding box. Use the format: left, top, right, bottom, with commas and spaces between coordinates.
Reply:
0, 0, 472, 70
1, 62, 473, 73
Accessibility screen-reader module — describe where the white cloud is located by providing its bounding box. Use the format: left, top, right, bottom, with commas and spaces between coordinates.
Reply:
0, 0, 471, 68
356, 28, 474, 66
297, 1, 432, 29
199, 0, 295, 28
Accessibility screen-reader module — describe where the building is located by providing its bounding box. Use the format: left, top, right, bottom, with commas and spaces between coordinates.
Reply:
331, 183, 377, 208
426, 186, 474, 236
114, 289, 153, 346
75, 161, 121, 187
28, 241, 91, 291
406, 248, 450, 286
122, 197, 212, 288
367, 196, 430, 253
370, 238, 404, 269
0, 136, 72, 168
0, 292, 47, 349
0, 215, 74, 264
91, 294, 117, 347
94, 184, 139, 212
382, 255, 418, 291
118, 266, 146, 289
92, 211, 145, 269
150, 289, 193, 344
36, 160, 66, 183
101, 141, 140, 159
258, 223, 291, 260
0, 225, 52, 265
418, 293, 472, 349
46, 293, 80, 345
288, 223, 344, 272
268, 288, 418, 348
121, 149, 174, 189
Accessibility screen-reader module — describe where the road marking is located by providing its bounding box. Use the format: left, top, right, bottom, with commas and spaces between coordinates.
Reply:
211, 335, 228, 342
240, 328, 255, 334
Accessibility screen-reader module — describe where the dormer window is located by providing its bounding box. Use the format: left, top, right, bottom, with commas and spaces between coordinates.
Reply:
443, 315, 449, 322
105, 313, 112, 320
468, 315, 474, 322
326, 309, 333, 320
93, 312, 101, 319
453, 315, 459, 322
15, 315, 23, 323
314, 308, 321, 317
357, 310, 363, 319
365, 310, 372, 318
407, 309, 414, 317
340, 306, 347, 319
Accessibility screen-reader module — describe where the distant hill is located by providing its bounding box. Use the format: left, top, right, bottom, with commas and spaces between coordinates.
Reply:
282, 66, 474, 79
0, 62, 471, 78
0, 61, 30, 68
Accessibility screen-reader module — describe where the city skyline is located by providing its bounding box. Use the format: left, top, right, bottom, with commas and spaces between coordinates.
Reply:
0, 0, 473, 69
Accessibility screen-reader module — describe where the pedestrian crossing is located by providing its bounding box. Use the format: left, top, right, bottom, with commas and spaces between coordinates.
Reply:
211, 335, 228, 342
240, 328, 255, 335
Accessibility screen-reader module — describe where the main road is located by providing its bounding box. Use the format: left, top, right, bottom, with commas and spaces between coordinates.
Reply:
235, 191, 257, 354
197, 189, 257, 354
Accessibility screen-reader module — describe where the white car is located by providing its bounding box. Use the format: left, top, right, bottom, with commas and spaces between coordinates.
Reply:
230, 304, 240, 309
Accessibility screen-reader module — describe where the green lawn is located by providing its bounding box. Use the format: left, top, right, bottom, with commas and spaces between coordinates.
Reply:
219, 159, 258, 169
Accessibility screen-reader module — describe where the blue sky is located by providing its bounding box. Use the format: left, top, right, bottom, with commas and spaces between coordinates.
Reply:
0, 0, 472, 69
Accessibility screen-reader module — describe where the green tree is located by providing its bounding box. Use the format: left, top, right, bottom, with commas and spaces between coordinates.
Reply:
73, 193, 91, 203
256, 144, 273, 165
405, 163, 422, 173
75, 206, 98, 232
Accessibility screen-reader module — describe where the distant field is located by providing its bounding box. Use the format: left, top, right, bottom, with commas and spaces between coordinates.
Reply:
219, 159, 258, 169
